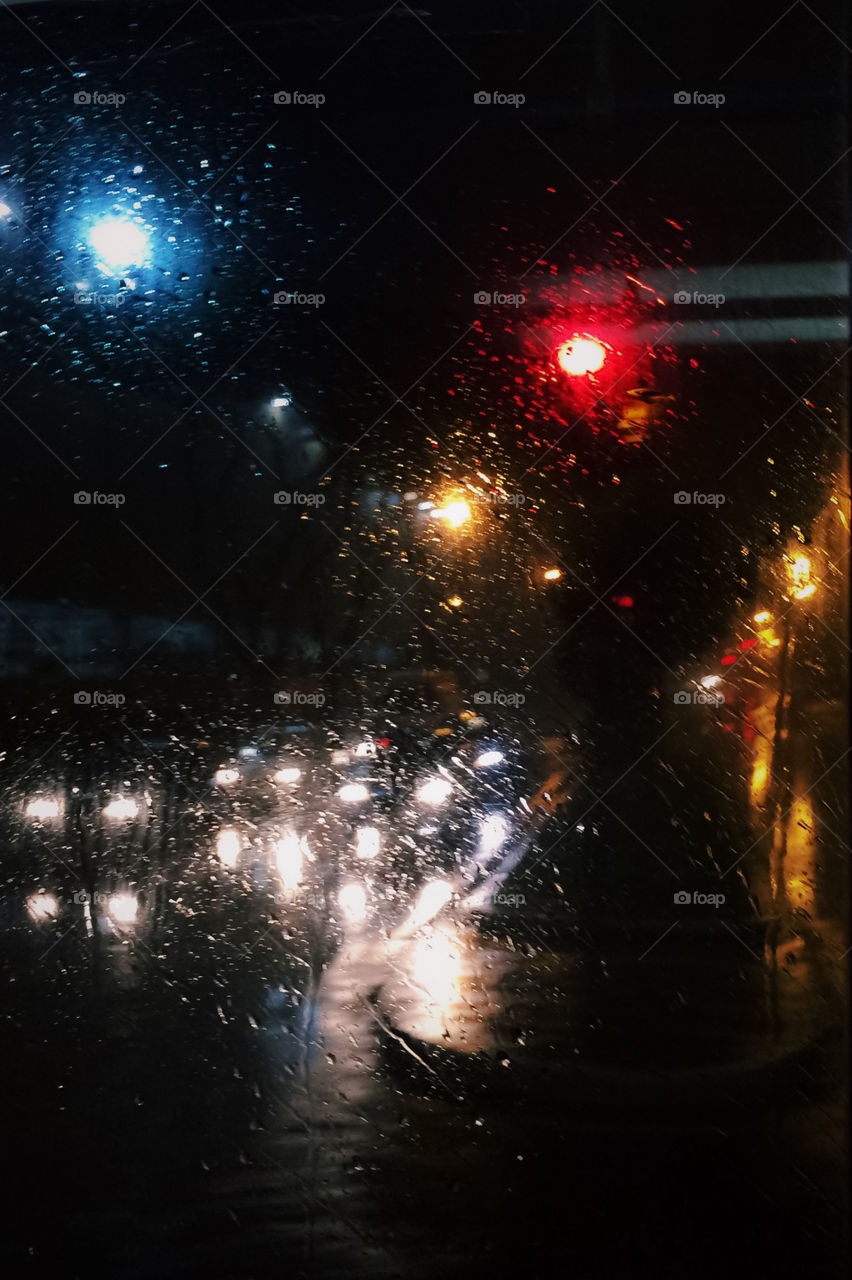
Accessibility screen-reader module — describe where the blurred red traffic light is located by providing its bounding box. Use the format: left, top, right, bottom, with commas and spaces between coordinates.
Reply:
557, 335, 607, 376
611, 594, 634, 608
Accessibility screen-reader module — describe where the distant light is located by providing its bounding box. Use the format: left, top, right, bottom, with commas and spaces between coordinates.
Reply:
447, 595, 463, 608
355, 741, 376, 757
108, 894, 138, 925
417, 500, 435, 511
474, 750, 504, 768
355, 826, 380, 859
611, 594, 634, 608
479, 813, 508, 854
338, 881, 367, 923
339, 782, 369, 804
89, 218, 149, 270
432, 500, 471, 528
0, 202, 11, 219
25, 797, 61, 820
214, 767, 240, 786
276, 834, 304, 889
27, 892, 59, 922
239, 746, 260, 758
216, 829, 241, 868
417, 777, 452, 805
753, 610, 772, 624
557, 336, 607, 376
271, 396, 291, 408
700, 675, 721, 689
721, 655, 736, 667
543, 568, 562, 581
412, 879, 453, 926
103, 797, 139, 821
274, 766, 301, 784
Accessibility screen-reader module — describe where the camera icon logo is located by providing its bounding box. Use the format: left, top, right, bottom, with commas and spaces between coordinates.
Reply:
73, 491, 92, 505
274, 691, 292, 705
74, 91, 92, 105
273, 91, 292, 104
673, 91, 692, 105
673, 290, 691, 304
673, 890, 692, 904
74, 691, 92, 705
274, 491, 292, 505
673, 691, 691, 705
673, 491, 692, 505
473, 691, 491, 705
473, 290, 491, 305
73, 890, 91, 904
474, 91, 492, 105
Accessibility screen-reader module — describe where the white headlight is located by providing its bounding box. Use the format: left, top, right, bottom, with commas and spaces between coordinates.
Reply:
108, 893, 139, 925
27, 892, 59, 921
275, 834, 304, 889
216, 829, 241, 868
474, 750, 504, 768
214, 767, 240, 786
338, 881, 367, 922
103, 798, 139, 821
417, 777, 452, 805
412, 878, 453, 926
339, 782, 369, 804
355, 826, 380, 859
274, 767, 302, 784
479, 813, 508, 853
25, 797, 61, 821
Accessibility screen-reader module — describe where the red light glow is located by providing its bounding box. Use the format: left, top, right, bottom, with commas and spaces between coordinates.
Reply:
557, 336, 607, 377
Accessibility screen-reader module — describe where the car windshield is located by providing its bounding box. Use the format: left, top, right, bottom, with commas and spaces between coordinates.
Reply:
0, 2, 848, 1278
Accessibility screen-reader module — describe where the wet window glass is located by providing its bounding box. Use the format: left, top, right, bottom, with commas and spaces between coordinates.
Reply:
0, 2, 848, 1277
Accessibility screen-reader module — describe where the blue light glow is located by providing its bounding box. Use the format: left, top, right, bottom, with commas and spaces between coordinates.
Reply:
89, 218, 149, 270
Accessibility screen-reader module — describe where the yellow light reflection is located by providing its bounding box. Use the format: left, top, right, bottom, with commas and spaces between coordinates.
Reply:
432, 500, 471, 528
543, 568, 562, 582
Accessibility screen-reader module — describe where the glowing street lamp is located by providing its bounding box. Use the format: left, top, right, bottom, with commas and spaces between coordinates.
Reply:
89, 218, 149, 271
432, 500, 471, 529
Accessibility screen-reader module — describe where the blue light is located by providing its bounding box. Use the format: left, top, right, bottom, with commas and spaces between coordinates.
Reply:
89, 218, 149, 270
